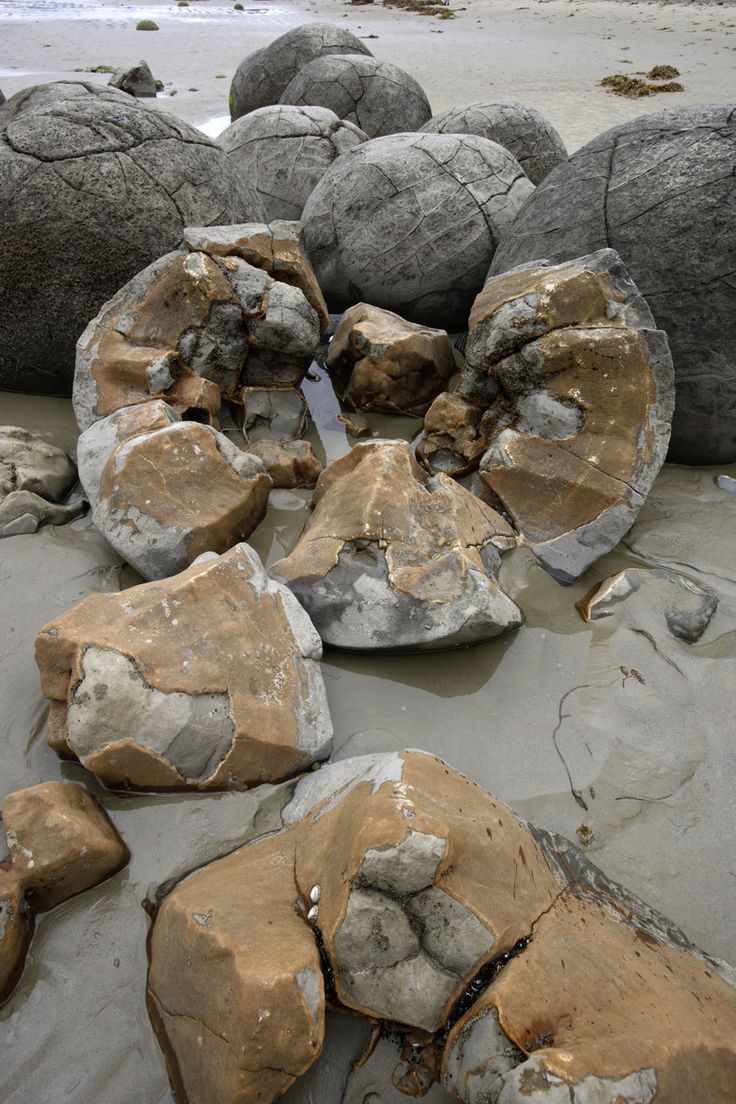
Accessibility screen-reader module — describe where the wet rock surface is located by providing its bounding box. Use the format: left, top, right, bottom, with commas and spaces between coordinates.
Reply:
577, 566, 718, 643
489, 104, 736, 465
271, 439, 521, 651
247, 438, 323, 489
0, 781, 128, 1002
0, 81, 262, 396
219, 104, 368, 222
421, 100, 567, 185
148, 751, 736, 1104
326, 303, 454, 416
229, 22, 372, 122
302, 132, 534, 331
279, 54, 432, 139
36, 543, 332, 790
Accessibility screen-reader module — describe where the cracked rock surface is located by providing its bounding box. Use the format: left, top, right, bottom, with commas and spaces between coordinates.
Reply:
229, 22, 372, 122
73, 223, 325, 431
0, 81, 262, 396
0, 781, 128, 1003
419, 248, 675, 582
0, 426, 82, 536
302, 132, 534, 331
270, 438, 522, 651
247, 438, 323, 489
279, 54, 432, 139
489, 104, 736, 465
326, 303, 454, 417
421, 101, 567, 186
147, 750, 736, 1104
35, 542, 332, 791
219, 104, 368, 222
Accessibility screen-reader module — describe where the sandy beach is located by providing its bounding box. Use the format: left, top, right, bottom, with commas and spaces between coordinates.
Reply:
1, 1, 736, 1101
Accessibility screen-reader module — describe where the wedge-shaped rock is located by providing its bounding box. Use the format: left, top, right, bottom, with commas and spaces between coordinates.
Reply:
87, 415, 271, 579
35, 543, 332, 791
270, 439, 521, 651
0, 781, 128, 1003
418, 249, 675, 583
326, 303, 454, 417
148, 750, 736, 1104
247, 439, 322, 489
73, 224, 324, 431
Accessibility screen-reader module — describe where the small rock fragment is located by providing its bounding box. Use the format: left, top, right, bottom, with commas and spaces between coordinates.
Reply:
577, 567, 718, 642
246, 439, 322, 489
0, 426, 77, 502
0, 490, 85, 537
241, 386, 309, 442
108, 59, 158, 97
716, 473, 736, 496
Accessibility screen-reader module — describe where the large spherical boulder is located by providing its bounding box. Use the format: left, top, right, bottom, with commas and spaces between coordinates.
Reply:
302, 132, 534, 331
421, 101, 567, 185
279, 54, 432, 139
218, 104, 368, 222
0, 82, 262, 396
489, 105, 736, 464
229, 22, 372, 122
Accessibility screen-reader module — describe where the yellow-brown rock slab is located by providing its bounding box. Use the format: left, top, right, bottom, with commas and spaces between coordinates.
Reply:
247, 439, 322, 488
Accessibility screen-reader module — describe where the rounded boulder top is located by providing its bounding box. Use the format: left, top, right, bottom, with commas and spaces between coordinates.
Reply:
218, 104, 368, 222
421, 100, 567, 185
489, 104, 736, 464
302, 131, 534, 331
0, 81, 263, 397
228, 22, 373, 122
279, 54, 432, 139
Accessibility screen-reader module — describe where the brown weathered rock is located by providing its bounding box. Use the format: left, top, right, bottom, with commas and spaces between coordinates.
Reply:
247, 439, 322, 488
147, 751, 736, 1104
73, 225, 323, 432
418, 249, 675, 583
35, 543, 332, 791
0, 782, 128, 1003
270, 439, 521, 651
326, 303, 454, 416
416, 391, 487, 477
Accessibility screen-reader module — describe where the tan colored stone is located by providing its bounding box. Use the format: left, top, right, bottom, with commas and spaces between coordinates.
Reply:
0, 425, 77, 503
416, 391, 487, 477
271, 439, 520, 650
0, 782, 128, 1003
35, 543, 332, 790
247, 439, 322, 488
326, 303, 453, 416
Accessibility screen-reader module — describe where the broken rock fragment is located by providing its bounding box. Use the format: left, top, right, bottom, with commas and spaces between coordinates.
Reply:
241, 385, 309, 442
247, 439, 322, 488
576, 566, 718, 643
35, 543, 332, 791
326, 303, 454, 417
270, 439, 521, 651
148, 751, 736, 1104
0, 781, 128, 1003
0, 426, 82, 536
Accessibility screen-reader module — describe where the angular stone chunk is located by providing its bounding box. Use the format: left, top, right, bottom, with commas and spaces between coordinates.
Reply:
108, 59, 158, 98
241, 386, 309, 442
0, 425, 77, 502
270, 439, 521, 651
326, 303, 454, 416
246, 439, 323, 489
218, 105, 368, 222
279, 55, 432, 139
416, 392, 488, 477
35, 543, 332, 791
576, 567, 718, 643
228, 22, 372, 121
90, 419, 271, 579
302, 132, 534, 332
0, 781, 128, 1002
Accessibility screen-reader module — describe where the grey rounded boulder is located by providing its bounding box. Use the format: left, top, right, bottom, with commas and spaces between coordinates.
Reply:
0, 81, 263, 396
302, 132, 534, 330
279, 54, 432, 139
218, 104, 368, 222
489, 104, 736, 464
421, 100, 567, 185
229, 22, 372, 122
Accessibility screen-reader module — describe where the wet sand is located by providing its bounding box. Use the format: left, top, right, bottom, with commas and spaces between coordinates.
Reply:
2, 2, 736, 1100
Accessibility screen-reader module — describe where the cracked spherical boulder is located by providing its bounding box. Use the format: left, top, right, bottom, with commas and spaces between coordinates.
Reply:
419, 248, 675, 583
0, 81, 263, 396
302, 132, 534, 331
218, 104, 368, 222
229, 22, 372, 121
326, 303, 454, 416
489, 105, 736, 464
81, 413, 272, 579
421, 101, 567, 186
147, 750, 736, 1104
270, 438, 521, 651
279, 54, 431, 139
0, 781, 128, 1003
35, 543, 332, 791
73, 222, 325, 432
